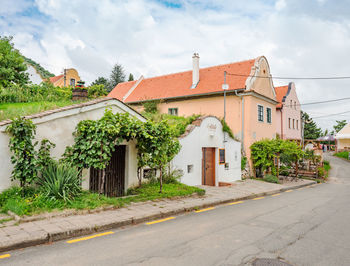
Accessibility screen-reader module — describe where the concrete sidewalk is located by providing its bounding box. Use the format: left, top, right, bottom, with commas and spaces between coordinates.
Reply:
0, 179, 315, 253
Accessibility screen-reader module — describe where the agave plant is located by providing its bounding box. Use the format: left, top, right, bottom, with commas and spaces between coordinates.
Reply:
38, 163, 82, 202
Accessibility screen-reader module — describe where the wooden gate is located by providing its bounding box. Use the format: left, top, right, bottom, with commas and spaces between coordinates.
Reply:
202, 147, 216, 186
90, 145, 126, 197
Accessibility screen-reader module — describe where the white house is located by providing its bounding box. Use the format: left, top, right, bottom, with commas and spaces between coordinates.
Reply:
0, 98, 146, 195
26, 64, 45, 84
172, 116, 241, 186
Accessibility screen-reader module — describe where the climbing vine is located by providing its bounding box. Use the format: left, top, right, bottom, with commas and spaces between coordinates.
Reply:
63, 109, 180, 194
6, 117, 38, 187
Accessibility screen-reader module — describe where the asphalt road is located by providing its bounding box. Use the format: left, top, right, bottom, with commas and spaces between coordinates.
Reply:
1, 153, 350, 266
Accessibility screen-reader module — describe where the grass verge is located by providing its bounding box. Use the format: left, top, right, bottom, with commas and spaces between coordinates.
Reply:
0, 183, 205, 216
334, 151, 349, 160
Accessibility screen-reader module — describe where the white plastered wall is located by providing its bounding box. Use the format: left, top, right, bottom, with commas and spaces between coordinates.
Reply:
0, 100, 145, 192
171, 117, 241, 186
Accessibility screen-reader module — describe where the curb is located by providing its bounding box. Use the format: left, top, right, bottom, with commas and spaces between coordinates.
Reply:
0, 180, 317, 253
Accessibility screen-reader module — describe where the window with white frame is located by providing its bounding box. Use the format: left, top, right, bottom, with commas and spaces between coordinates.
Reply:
267, 107, 272, 123
296, 120, 299, 130
289, 118, 291, 129
258, 105, 264, 122
293, 119, 295, 129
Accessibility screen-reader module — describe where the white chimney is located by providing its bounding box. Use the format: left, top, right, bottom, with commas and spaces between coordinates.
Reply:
192, 53, 199, 88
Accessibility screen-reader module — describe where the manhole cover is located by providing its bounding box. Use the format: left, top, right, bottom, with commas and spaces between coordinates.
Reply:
252, 258, 292, 266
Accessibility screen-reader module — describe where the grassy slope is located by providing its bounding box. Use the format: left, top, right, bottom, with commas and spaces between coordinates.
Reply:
0, 101, 80, 121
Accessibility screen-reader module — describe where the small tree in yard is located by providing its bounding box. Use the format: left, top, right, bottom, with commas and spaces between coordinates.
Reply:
136, 120, 180, 193
6, 117, 37, 187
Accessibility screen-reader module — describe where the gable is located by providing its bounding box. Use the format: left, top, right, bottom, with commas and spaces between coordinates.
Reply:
246, 56, 276, 101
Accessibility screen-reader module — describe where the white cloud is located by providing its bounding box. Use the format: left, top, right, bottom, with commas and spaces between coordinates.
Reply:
1, 0, 350, 131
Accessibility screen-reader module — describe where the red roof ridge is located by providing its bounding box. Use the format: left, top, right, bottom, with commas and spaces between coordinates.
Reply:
136, 57, 258, 81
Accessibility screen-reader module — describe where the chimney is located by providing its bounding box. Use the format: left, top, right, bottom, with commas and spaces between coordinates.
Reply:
191, 53, 199, 88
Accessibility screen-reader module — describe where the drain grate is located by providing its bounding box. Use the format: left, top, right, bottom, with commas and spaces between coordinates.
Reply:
252, 258, 292, 266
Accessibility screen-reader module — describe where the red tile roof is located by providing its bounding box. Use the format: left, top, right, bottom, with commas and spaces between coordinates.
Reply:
108, 59, 256, 103
49, 74, 63, 84
275, 85, 289, 108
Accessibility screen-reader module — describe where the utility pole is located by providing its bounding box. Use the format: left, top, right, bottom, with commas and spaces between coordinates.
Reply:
64, 68, 67, 87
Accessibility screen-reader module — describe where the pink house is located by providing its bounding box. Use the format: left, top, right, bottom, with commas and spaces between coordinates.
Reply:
275, 82, 302, 140
108, 54, 279, 172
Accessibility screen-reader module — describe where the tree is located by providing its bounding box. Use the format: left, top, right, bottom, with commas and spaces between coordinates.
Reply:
301, 111, 322, 139
128, 73, 134, 81
0, 36, 29, 87
91, 77, 109, 88
108, 64, 126, 91
323, 129, 329, 136
333, 120, 347, 133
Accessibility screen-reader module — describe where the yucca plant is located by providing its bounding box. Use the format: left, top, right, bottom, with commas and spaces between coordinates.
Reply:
38, 163, 82, 202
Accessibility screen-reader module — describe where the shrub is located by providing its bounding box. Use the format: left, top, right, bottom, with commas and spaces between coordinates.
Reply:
162, 168, 183, 184
323, 160, 331, 172
143, 100, 159, 114
317, 167, 326, 178
241, 156, 247, 171
334, 151, 349, 160
263, 174, 279, 184
38, 164, 82, 202
87, 84, 108, 99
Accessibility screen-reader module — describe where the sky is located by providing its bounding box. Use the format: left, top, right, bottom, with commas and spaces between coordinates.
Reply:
1, 0, 350, 131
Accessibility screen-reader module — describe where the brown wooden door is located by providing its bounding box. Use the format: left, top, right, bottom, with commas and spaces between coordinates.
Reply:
202, 148, 215, 186
90, 145, 126, 197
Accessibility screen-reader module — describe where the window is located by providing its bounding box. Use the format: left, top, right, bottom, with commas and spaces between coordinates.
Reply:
293, 119, 295, 129
70, 78, 75, 87
168, 108, 178, 116
294, 101, 297, 109
296, 120, 299, 130
187, 165, 193, 173
267, 107, 272, 123
258, 105, 264, 122
290, 100, 292, 107
219, 149, 225, 164
289, 118, 291, 129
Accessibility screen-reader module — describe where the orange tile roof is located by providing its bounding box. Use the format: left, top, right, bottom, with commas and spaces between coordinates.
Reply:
49, 74, 63, 84
275, 85, 289, 108
108, 59, 256, 103
108, 80, 138, 101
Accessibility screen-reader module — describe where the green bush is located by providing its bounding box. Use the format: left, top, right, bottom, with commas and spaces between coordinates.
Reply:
241, 156, 247, 170
162, 168, 183, 184
87, 84, 108, 99
143, 100, 159, 114
317, 167, 326, 178
323, 160, 331, 172
334, 151, 349, 160
0, 83, 72, 103
263, 174, 279, 184
37, 164, 82, 202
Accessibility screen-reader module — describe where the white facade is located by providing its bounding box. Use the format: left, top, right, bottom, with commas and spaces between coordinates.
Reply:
0, 99, 146, 192
172, 116, 241, 186
26, 65, 45, 85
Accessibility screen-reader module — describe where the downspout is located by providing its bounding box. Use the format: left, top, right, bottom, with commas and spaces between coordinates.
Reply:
235, 90, 244, 152
280, 107, 283, 139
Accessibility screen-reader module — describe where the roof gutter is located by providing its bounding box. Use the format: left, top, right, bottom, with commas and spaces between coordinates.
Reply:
126, 88, 246, 104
